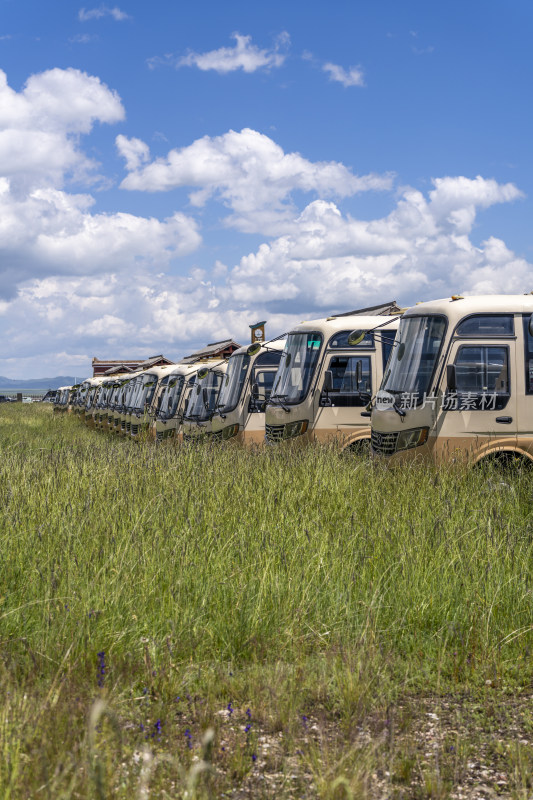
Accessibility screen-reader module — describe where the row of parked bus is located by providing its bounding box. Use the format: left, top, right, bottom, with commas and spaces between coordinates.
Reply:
54, 294, 533, 465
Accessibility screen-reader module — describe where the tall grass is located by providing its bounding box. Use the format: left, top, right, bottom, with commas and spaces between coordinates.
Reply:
1, 404, 533, 798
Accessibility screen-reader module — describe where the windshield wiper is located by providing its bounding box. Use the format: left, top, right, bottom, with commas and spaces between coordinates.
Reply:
381, 389, 407, 418
269, 393, 291, 412
392, 401, 406, 418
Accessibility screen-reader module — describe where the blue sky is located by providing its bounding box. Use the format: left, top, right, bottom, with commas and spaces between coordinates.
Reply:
0, 0, 531, 377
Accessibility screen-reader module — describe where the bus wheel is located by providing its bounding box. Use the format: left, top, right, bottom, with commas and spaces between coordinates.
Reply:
477, 450, 532, 472
343, 438, 371, 457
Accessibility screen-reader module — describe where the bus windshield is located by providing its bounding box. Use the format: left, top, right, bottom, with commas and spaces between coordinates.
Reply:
157, 375, 185, 419
185, 371, 224, 421
270, 332, 322, 405
381, 315, 447, 399
132, 374, 157, 412
216, 354, 250, 413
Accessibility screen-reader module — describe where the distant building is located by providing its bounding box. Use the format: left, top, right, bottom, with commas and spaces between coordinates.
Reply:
179, 339, 242, 365
92, 355, 174, 377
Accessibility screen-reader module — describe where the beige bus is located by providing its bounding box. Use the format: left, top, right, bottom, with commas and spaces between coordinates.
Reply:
369, 294, 533, 465
115, 371, 144, 435
54, 386, 72, 412
107, 376, 130, 433
128, 365, 176, 439
211, 338, 286, 445
74, 380, 92, 417
264, 306, 400, 451
93, 378, 116, 429
83, 376, 107, 427
180, 360, 229, 442
151, 364, 200, 442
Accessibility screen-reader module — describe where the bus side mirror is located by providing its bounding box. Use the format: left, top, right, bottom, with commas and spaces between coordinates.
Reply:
251, 382, 259, 398
348, 330, 365, 346
323, 370, 333, 393
529, 314, 533, 338
202, 387, 209, 409
447, 364, 457, 392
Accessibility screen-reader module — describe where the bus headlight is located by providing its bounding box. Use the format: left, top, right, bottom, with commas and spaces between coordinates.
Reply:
283, 420, 309, 439
396, 427, 429, 451
222, 423, 240, 440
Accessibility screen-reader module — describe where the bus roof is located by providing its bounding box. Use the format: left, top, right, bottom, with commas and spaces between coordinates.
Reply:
230, 337, 287, 358
403, 294, 533, 321
288, 314, 400, 336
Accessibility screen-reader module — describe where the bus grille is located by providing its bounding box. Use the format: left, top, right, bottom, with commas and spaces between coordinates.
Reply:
156, 429, 175, 441
265, 423, 285, 442
371, 430, 399, 456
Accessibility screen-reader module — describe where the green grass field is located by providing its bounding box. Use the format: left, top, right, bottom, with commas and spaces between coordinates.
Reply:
2, 404, 533, 798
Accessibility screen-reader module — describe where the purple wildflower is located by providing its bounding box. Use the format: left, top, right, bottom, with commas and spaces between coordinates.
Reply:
97, 651, 105, 687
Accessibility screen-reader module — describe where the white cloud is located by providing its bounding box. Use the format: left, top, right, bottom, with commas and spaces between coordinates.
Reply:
428, 175, 523, 233
78, 6, 130, 21
119, 127, 393, 234
149, 32, 290, 74
0, 67, 202, 303
69, 33, 98, 44
323, 63, 365, 88
0, 182, 201, 297
115, 134, 150, 171
77, 313, 135, 338
0, 267, 298, 377
0, 67, 124, 189
225, 177, 530, 310
0, 71, 529, 379
1, 174, 529, 378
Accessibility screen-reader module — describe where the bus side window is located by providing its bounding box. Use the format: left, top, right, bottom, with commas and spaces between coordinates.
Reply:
320, 356, 371, 407
452, 345, 510, 410
523, 316, 533, 394
249, 370, 275, 411
381, 331, 396, 371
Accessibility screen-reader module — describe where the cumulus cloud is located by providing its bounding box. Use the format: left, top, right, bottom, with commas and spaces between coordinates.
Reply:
0, 70, 529, 378
0, 266, 298, 378
118, 127, 393, 233
0, 67, 124, 189
323, 63, 365, 87
0, 68, 201, 301
1, 173, 529, 378
225, 177, 530, 311
149, 32, 290, 74
115, 134, 150, 172
78, 6, 130, 21
0, 182, 201, 298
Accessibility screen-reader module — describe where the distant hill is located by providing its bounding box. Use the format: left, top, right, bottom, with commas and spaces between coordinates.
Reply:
0, 375, 78, 390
